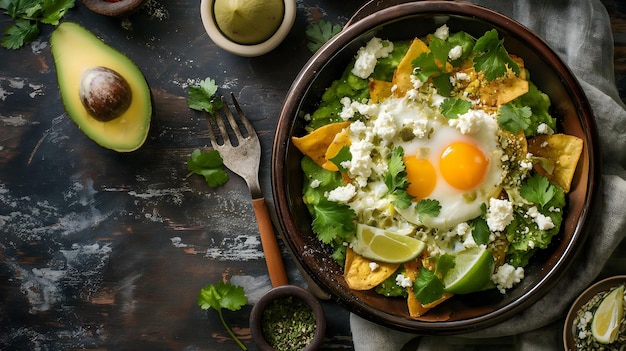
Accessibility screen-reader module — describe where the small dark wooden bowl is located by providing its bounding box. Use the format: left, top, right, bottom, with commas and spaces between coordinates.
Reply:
81, 0, 148, 17
271, 0, 600, 334
250, 285, 326, 351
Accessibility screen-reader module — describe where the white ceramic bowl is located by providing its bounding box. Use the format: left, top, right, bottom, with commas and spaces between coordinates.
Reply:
200, 0, 296, 57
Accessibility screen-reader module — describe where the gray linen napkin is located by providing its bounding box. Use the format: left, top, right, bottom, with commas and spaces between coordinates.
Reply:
350, 0, 626, 349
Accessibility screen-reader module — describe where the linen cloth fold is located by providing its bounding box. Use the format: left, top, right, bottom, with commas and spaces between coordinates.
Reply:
350, 0, 626, 349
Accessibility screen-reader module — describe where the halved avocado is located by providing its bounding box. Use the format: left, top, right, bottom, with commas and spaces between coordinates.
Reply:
50, 22, 152, 152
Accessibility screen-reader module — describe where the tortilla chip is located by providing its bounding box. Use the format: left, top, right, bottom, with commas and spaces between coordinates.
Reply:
322, 128, 351, 171
344, 248, 400, 291
527, 134, 584, 193
392, 38, 430, 98
369, 79, 394, 103
291, 121, 351, 168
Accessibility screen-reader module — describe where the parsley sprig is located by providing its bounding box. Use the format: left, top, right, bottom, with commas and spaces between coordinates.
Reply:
197, 281, 248, 350
305, 19, 342, 53
1, 0, 75, 49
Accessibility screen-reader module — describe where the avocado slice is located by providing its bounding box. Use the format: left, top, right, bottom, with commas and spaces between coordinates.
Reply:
51, 22, 152, 152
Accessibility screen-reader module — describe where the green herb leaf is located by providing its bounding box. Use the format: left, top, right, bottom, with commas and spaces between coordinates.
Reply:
329, 145, 351, 173
188, 77, 222, 114
440, 97, 471, 119
520, 174, 556, 208
1, 0, 74, 49
411, 52, 441, 82
186, 149, 229, 188
305, 19, 342, 53
471, 217, 491, 245
413, 266, 444, 305
311, 199, 356, 244
473, 29, 520, 81
385, 146, 414, 209
497, 103, 532, 134
198, 281, 248, 350
434, 254, 455, 278
416, 199, 441, 222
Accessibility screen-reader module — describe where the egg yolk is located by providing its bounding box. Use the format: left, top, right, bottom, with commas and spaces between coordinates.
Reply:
439, 142, 488, 190
404, 156, 436, 200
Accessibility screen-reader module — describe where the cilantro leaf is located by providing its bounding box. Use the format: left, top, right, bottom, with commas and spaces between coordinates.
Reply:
471, 217, 490, 245
413, 266, 444, 305
473, 29, 520, 81
305, 19, 342, 53
311, 199, 356, 244
497, 103, 532, 134
329, 145, 351, 173
1, 0, 74, 49
412, 52, 441, 82
186, 149, 229, 188
385, 146, 414, 209
520, 174, 556, 208
434, 254, 455, 278
198, 281, 248, 350
440, 97, 471, 119
416, 199, 441, 222
187, 77, 222, 114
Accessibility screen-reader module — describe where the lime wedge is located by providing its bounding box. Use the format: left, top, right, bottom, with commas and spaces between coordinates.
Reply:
352, 223, 425, 264
443, 246, 494, 294
213, 0, 284, 45
591, 285, 624, 344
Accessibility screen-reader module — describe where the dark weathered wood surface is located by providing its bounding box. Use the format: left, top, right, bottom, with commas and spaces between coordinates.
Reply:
0, 1, 624, 350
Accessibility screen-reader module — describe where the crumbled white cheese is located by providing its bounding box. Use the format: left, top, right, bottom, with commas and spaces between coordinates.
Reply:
351, 37, 394, 79
448, 45, 463, 60
326, 183, 356, 203
369, 262, 380, 272
434, 24, 449, 40
455, 72, 470, 81
486, 198, 514, 232
310, 179, 321, 188
526, 206, 555, 230
395, 273, 412, 288
492, 263, 524, 293
449, 108, 493, 135
536, 123, 554, 135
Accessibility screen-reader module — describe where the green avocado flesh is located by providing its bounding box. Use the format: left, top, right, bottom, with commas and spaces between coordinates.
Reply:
51, 22, 152, 152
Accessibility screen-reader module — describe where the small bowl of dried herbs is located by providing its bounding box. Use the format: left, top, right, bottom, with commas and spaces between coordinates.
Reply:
250, 285, 326, 351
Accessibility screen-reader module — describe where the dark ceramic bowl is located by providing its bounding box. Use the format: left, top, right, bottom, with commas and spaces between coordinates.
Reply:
81, 0, 147, 17
250, 285, 326, 351
563, 276, 626, 350
271, 1, 600, 334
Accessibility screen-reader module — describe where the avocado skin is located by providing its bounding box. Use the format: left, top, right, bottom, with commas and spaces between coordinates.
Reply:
51, 22, 152, 152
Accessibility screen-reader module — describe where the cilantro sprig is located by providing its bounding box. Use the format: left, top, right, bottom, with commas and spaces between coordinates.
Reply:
497, 103, 532, 134
473, 29, 520, 81
1, 0, 75, 49
305, 19, 342, 53
411, 34, 452, 95
197, 281, 248, 350
311, 198, 356, 245
440, 97, 471, 119
187, 149, 229, 188
416, 199, 441, 223
385, 147, 414, 209
187, 77, 222, 115
520, 174, 556, 208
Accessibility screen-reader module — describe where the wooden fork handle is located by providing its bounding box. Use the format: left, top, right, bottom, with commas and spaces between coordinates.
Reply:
252, 198, 289, 287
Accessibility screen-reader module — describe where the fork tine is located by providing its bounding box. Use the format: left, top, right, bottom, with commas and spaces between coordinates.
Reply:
204, 105, 219, 149
211, 100, 232, 147
229, 93, 256, 138
220, 95, 246, 141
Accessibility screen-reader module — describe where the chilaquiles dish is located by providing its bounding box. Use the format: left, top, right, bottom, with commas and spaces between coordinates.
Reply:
292, 25, 583, 318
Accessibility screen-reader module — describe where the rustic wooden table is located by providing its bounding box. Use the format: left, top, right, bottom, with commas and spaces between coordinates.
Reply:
0, 1, 624, 350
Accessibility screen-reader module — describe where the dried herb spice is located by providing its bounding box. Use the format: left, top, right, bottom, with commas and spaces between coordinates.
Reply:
261, 296, 317, 350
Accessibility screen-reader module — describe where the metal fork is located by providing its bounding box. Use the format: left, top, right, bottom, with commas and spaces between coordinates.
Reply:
206, 93, 289, 287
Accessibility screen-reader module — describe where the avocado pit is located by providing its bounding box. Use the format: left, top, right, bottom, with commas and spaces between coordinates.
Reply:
79, 66, 132, 122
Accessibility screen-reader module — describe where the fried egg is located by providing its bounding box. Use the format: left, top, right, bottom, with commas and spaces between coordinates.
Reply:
384, 97, 504, 229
